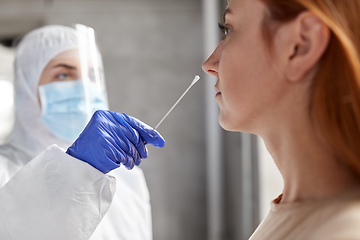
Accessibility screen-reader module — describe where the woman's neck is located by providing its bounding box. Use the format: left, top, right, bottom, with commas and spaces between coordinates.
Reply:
261, 115, 360, 204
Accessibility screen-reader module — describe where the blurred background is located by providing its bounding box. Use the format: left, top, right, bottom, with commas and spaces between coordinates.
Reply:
0, 0, 283, 239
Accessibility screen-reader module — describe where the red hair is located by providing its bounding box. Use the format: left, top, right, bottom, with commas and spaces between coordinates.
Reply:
261, 0, 360, 176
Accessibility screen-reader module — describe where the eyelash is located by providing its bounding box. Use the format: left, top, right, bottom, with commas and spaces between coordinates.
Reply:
218, 23, 230, 38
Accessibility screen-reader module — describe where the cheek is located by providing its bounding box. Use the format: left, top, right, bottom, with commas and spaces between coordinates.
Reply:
217, 39, 280, 131
220, 34, 267, 87
220, 40, 266, 100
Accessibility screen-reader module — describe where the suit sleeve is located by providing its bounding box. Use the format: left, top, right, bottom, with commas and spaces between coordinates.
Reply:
0, 144, 115, 240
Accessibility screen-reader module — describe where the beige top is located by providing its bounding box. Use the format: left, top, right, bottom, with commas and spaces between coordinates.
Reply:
250, 189, 360, 240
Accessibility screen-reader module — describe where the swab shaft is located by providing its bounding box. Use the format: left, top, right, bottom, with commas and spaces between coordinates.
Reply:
155, 75, 200, 130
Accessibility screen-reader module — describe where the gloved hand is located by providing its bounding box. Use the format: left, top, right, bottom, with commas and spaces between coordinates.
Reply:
66, 110, 165, 173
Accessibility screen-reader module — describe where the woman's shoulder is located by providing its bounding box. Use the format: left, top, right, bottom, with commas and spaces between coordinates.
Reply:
310, 195, 360, 240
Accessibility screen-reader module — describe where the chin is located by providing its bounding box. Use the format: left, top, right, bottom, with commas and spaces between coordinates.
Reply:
218, 113, 254, 133
218, 115, 237, 132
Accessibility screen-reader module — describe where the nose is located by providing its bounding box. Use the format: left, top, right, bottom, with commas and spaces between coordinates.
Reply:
202, 40, 224, 78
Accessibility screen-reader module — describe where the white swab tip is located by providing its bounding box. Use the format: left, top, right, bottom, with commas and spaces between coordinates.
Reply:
191, 75, 200, 85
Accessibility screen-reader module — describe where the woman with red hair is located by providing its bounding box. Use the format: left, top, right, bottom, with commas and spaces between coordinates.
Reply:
203, 0, 360, 239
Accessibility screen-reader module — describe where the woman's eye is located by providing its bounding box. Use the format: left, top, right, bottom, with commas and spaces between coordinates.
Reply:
218, 23, 231, 38
56, 73, 70, 80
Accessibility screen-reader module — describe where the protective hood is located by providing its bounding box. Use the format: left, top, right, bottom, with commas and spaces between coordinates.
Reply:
2, 25, 78, 161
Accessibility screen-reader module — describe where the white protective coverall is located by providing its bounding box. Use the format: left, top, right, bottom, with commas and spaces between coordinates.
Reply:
0, 25, 152, 240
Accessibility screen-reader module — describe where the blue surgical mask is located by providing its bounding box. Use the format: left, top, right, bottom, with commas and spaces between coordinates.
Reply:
38, 79, 108, 142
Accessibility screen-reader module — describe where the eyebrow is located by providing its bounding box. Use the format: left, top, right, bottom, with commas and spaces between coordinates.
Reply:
222, 8, 232, 23
53, 64, 76, 70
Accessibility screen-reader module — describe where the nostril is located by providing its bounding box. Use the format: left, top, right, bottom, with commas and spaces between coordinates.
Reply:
202, 60, 218, 76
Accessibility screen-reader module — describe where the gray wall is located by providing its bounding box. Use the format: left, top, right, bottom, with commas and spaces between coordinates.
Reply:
0, 1, 207, 239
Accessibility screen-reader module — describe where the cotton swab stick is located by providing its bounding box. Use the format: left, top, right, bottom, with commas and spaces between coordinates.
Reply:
154, 75, 200, 130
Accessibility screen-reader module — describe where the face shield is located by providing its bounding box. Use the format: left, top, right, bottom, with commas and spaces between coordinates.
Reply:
38, 24, 109, 143
76, 23, 108, 118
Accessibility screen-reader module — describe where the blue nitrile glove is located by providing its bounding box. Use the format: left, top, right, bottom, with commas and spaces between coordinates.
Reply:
66, 110, 165, 173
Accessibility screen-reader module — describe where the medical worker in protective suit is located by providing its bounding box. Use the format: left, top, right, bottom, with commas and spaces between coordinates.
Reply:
0, 24, 165, 239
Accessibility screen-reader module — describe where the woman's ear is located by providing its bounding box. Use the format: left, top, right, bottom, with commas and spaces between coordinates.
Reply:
283, 11, 330, 82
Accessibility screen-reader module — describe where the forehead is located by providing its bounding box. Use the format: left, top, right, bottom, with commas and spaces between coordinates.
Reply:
225, 0, 266, 22
47, 49, 80, 67
52, 49, 79, 61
